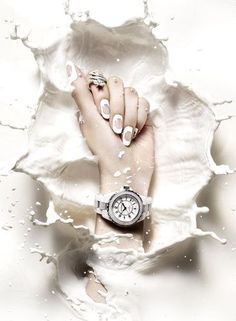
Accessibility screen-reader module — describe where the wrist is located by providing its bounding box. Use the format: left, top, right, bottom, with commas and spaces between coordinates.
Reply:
99, 169, 152, 196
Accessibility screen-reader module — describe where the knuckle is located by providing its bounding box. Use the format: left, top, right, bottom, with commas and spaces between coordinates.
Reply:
71, 89, 79, 100
125, 87, 138, 95
108, 76, 123, 86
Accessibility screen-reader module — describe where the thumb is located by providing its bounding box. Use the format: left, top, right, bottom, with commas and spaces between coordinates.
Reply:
66, 61, 99, 123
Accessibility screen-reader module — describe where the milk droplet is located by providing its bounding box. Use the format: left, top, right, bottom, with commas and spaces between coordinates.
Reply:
118, 150, 125, 159
2, 225, 13, 231
35, 201, 41, 206
113, 171, 121, 177
123, 167, 131, 174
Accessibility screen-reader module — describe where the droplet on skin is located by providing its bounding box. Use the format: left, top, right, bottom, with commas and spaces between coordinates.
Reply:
123, 167, 131, 174
113, 171, 121, 177
118, 150, 125, 159
35, 201, 41, 206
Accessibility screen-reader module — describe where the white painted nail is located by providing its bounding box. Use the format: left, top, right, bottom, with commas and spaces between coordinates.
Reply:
122, 126, 134, 146
133, 127, 139, 139
100, 99, 110, 119
66, 61, 78, 83
112, 114, 123, 134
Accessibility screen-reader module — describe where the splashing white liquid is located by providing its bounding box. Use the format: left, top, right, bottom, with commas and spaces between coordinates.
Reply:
0, 0, 234, 320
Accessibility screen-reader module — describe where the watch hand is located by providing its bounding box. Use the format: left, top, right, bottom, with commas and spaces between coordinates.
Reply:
121, 203, 127, 213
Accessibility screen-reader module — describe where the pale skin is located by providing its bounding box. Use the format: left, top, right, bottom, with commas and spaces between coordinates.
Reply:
66, 63, 155, 303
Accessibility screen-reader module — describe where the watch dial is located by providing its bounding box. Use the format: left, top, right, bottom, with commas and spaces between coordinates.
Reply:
111, 194, 140, 223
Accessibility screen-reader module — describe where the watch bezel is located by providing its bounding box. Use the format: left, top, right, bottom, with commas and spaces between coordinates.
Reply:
108, 189, 143, 227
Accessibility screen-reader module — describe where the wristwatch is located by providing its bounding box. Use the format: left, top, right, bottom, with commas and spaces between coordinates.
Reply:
95, 185, 152, 227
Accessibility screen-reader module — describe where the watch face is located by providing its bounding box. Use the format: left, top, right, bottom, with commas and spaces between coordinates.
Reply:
108, 190, 143, 227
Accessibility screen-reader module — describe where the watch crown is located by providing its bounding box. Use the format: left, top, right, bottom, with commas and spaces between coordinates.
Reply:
123, 185, 130, 191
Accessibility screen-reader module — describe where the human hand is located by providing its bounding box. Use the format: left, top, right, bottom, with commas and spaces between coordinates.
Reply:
66, 63, 155, 197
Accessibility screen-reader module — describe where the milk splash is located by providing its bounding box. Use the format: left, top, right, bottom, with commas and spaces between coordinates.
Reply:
0, 0, 235, 319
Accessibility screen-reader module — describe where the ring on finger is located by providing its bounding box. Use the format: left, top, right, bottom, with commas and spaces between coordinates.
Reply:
88, 70, 107, 88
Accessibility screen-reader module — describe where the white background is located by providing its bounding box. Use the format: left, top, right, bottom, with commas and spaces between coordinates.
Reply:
0, 0, 236, 320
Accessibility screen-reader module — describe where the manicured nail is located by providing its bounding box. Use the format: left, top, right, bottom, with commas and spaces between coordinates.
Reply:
133, 127, 139, 139
122, 126, 134, 146
100, 99, 110, 119
112, 114, 123, 134
66, 61, 81, 83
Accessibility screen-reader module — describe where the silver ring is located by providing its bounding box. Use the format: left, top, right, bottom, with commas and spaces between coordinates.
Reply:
88, 70, 107, 88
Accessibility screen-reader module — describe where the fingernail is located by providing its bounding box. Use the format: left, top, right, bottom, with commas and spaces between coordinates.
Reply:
112, 114, 123, 134
66, 61, 80, 83
122, 126, 134, 146
133, 127, 139, 139
100, 99, 110, 119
